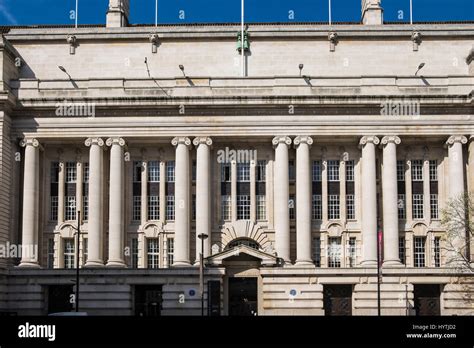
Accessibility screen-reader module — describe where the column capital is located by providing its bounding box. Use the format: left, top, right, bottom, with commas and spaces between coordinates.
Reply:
294, 135, 314, 148
172, 136, 192, 147
359, 135, 380, 148
193, 136, 213, 147
272, 136, 292, 147
446, 135, 468, 147
106, 137, 126, 147
381, 135, 401, 146
85, 137, 105, 147
19, 138, 40, 148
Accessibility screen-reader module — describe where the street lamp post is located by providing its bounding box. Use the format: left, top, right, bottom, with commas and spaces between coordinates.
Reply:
198, 233, 209, 316
75, 210, 81, 312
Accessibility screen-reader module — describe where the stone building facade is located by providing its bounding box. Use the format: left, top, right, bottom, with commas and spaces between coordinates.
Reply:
0, 0, 473, 315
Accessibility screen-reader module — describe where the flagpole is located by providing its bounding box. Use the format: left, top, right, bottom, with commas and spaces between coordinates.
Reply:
75, 0, 78, 28
155, 0, 158, 27
328, 0, 332, 26
241, 0, 245, 77
410, 0, 413, 25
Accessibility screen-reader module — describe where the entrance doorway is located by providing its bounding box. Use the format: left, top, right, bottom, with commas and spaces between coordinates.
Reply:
414, 284, 441, 316
47, 285, 74, 314
134, 285, 163, 316
228, 277, 258, 316
323, 285, 353, 316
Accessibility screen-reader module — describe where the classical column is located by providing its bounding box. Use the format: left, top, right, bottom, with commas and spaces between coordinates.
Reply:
172, 137, 191, 266
106, 137, 126, 267
272, 136, 292, 263
294, 136, 314, 265
381, 136, 402, 266
446, 135, 468, 263
18, 138, 41, 268
359, 136, 380, 266
84, 138, 105, 267
193, 137, 212, 264
469, 136, 474, 194
57, 155, 65, 224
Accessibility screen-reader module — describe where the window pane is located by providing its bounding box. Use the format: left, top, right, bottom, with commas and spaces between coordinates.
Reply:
166, 161, 175, 182
312, 161, 322, 182
312, 237, 321, 267
414, 237, 426, 268
312, 195, 322, 220
328, 160, 340, 182
411, 160, 423, 181
147, 238, 159, 269
64, 238, 75, 269
237, 195, 251, 220
328, 237, 341, 268
345, 161, 354, 182
148, 161, 160, 183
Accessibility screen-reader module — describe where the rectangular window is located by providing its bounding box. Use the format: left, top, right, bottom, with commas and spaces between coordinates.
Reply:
348, 237, 356, 267
83, 196, 88, 221
147, 238, 159, 269
148, 161, 160, 183
64, 238, 75, 269
65, 162, 77, 183
328, 160, 340, 182
133, 161, 142, 183
65, 196, 76, 221
289, 194, 296, 220
167, 238, 174, 267
166, 161, 175, 183
398, 194, 406, 220
412, 194, 424, 219
192, 160, 197, 182
221, 163, 231, 182
289, 160, 295, 182
345, 160, 355, 182
51, 162, 60, 183
166, 196, 175, 221
192, 194, 196, 221
429, 160, 438, 181
47, 238, 55, 269
399, 237, 406, 264
221, 195, 231, 221
411, 160, 423, 181
257, 160, 266, 182
328, 195, 340, 220
237, 163, 250, 182
312, 161, 322, 182
312, 194, 322, 220
237, 195, 251, 220
397, 160, 405, 181
434, 237, 441, 267
256, 195, 266, 220
131, 238, 138, 269
83, 163, 89, 183
83, 238, 88, 265
132, 196, 141, 222
346, 194, 355, 220
430, 194, 439, 220
148, 196, 159, 221
328, 237, 342, 268
414, 237, 426, 268
50, 196, 58, 221
312, 237, 321, 267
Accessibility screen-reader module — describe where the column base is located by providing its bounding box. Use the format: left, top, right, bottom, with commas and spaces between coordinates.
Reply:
172, 261, 192, 267
361, 260, 377, 267
106, 260, 127, 268
383, 260, 402, 268
17, 261, 41, 269
295, 260, 314, 267
84, 260, 105, 268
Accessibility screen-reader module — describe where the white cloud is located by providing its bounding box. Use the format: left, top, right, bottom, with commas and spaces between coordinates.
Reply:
0, 0, 18, 25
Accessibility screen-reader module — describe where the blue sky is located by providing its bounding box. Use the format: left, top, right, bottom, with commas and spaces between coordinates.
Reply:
0, 0, 472, 25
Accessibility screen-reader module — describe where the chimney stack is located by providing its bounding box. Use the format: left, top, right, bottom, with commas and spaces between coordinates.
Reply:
361, 0, 383, 25
107, 0, 130, 28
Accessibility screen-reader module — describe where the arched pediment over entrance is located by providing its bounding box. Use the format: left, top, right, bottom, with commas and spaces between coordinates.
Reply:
220, 221, 272, 254
206, 244, 279, 267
